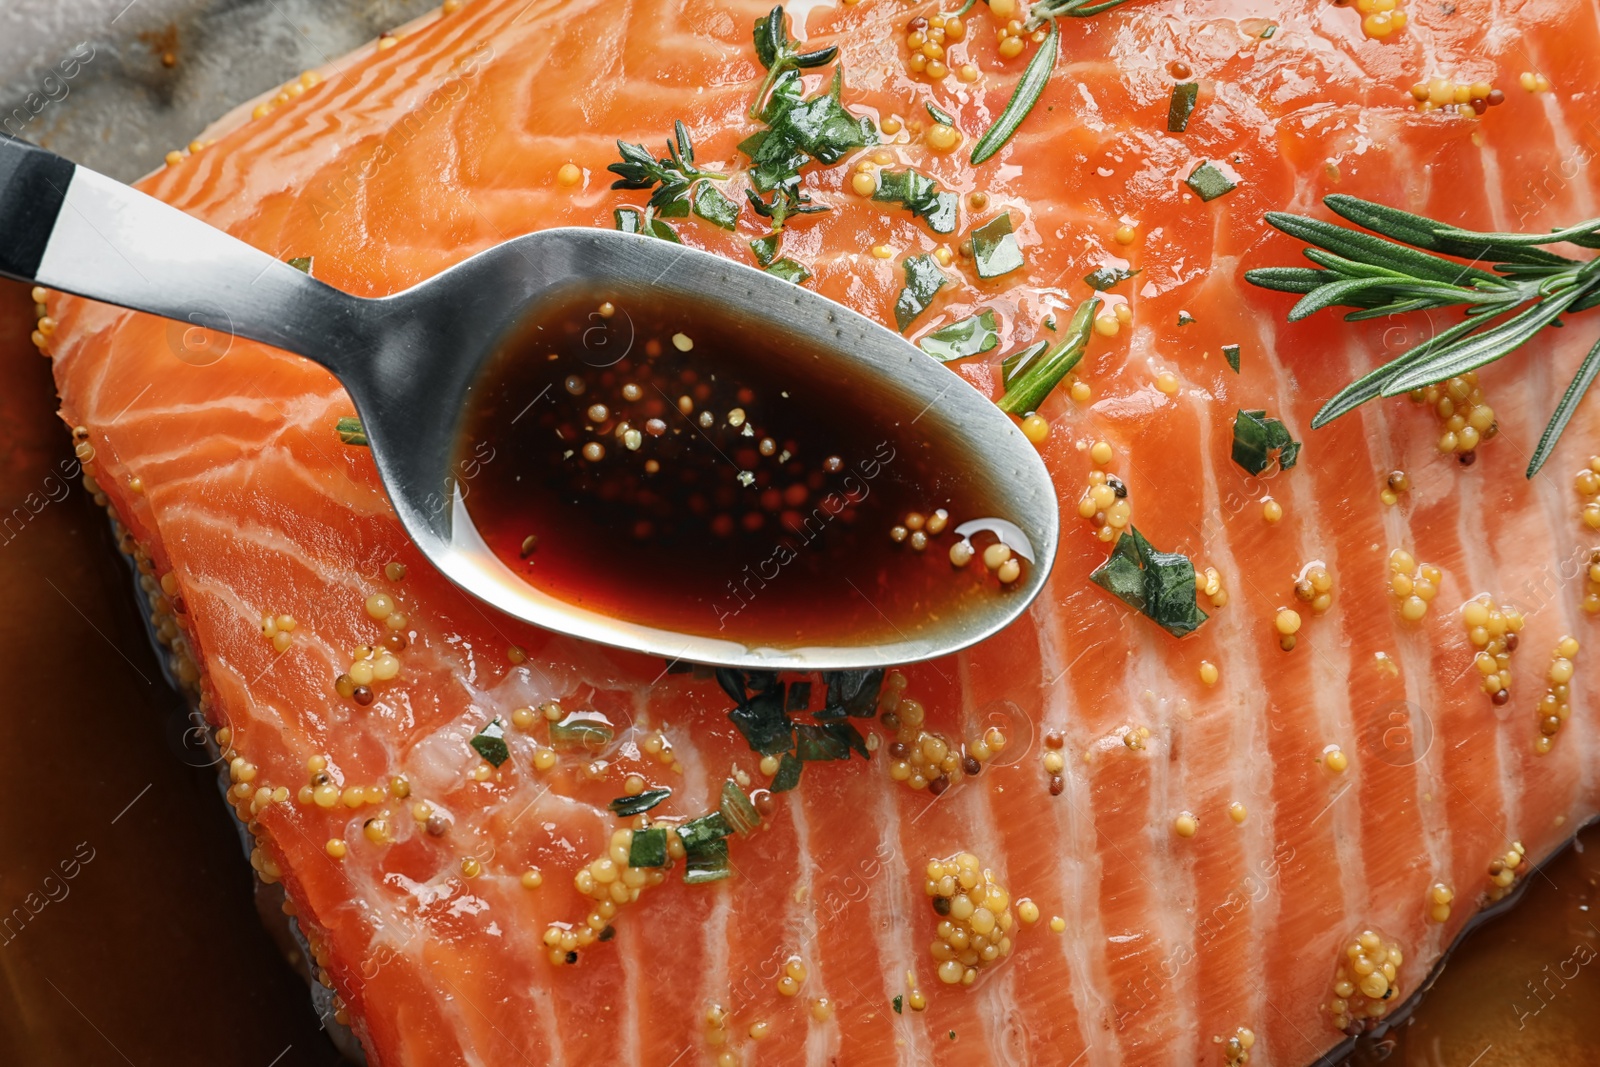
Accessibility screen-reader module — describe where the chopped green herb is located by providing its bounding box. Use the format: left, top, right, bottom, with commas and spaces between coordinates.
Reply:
750, 234, 780, 267
748, 67, 876, 192
693, 184, 742, 229
715, 668, 750, 703
894, 254, 948, 332
1089, 526, 1209, 638
683, 837, 731, 884
1185, 160, 1237, 202
628, 826, 669, 868
997, 297, 1098, 414
549, 713, 616, 753
971, 213, 1025, 279
893, 995, 904, 1014
335, 416, 367, 446
1084, 264, 1141, 291
1231, 409, 1301, 475
785, 681, 812, 712
1000, 339, 1051, 388
823, 669, 883, 717
832, 720, 871, 759
796, 723, 851, 761
728, 687, 794, 755
744, 134, 812, 193
1166, 82, 1199, 133
1177, 310, 1196, 326
749, 5, 840, 120
676, 811, 732, 852
872, 168, 959, 234
609, 788, 672, 816
926, 101, 956, 127
1259, 22, 1277, 37
771, 752, 803, 792
971, 18, 1057, 165
720, 780, 762, 836
1222, 343, 1241, 373
766, 258, 812, 284
613, 207, 681, 243
287, 255, 313, 274
918, 309, 1000, 362
469, 719, 509, 767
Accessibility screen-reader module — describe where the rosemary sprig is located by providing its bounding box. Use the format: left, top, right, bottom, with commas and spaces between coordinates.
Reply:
1245, 194, 1600, 477
749, 5, 839, 120
970, 0, 1141, 164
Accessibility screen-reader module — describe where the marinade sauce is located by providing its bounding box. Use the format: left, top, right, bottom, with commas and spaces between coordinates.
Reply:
454, 287, 1025, 647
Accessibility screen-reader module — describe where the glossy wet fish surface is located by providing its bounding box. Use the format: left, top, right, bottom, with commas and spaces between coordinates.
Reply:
37, 0, 1600, 1063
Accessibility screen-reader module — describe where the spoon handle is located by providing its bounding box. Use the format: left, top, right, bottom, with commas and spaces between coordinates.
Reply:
0, 134, 365, 368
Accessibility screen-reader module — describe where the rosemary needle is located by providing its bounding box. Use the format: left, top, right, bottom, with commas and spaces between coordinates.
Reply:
970, 0, 1143, 166
1246, 194, 1600, 477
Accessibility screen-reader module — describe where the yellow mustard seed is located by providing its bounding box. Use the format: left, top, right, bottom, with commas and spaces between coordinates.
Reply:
926, 124, 960, 152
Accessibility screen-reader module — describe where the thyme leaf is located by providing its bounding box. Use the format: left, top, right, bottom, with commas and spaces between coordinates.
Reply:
894, 254, 948, 331
918, 309, 1000, 361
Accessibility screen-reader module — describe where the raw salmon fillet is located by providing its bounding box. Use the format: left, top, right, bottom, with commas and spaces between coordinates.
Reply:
37, 0, 1600, 1063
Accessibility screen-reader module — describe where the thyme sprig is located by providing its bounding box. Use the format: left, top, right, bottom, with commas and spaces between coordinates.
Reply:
749, 5, 840, 120
970, 0, 1142, 164
1245, 194, 1600, 477
607, 120, 729, 218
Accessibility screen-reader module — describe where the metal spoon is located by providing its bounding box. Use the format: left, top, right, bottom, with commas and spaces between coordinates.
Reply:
0, 135, 1059, 670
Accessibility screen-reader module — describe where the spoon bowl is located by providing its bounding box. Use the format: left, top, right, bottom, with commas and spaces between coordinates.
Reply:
0, 136, 1059, 670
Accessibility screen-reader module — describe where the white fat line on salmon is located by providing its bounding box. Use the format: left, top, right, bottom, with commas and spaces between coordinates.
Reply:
1181, 395, 1279, 1056
1249, 276, 1367, 944
1513, 106, 1600, 807
951, 650, 1031, 1060
1025, 588, 1120, 1065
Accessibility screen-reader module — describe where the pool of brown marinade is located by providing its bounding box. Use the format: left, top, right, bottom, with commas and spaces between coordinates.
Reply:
455, 287, 1025, 647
